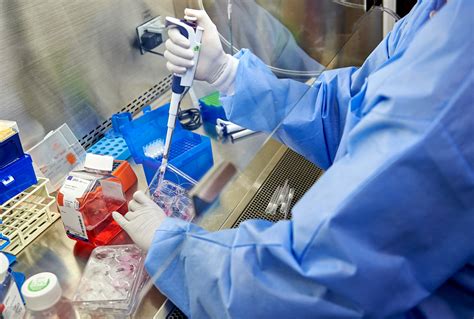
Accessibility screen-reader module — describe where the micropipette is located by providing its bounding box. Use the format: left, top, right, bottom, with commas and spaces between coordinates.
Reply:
158, 17, 204, 184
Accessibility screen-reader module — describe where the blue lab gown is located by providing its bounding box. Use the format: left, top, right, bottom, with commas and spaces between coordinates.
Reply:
145, 0, 474, 318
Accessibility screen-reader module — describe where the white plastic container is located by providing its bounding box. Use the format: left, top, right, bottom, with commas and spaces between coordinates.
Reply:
22, 272, 78, 319
73, 245, 148, 318
0, 253, 25, 318
28, 124, 86, 192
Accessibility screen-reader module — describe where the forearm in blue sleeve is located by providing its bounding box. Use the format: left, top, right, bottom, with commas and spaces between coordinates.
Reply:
145, 103, 474, 319
145, 217, 364, 318
142, 3, 474, 318
221, 49, 356, 169
219, 8, 413, 169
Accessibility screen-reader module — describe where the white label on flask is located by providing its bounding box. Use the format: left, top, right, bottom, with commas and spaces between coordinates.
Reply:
59, 175, 91, 198
59, 175, 91, 241
3, 281, 25, 319
59, 205, 88, 241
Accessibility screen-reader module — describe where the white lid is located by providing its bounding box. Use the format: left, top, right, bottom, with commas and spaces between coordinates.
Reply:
0, 253, 9, 282
22, 272, 62, 311
0, 120, 19, 132
84, 153, 114, 172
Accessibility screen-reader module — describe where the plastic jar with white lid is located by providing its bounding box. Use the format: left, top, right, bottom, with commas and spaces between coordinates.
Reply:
22, 272, 78, 319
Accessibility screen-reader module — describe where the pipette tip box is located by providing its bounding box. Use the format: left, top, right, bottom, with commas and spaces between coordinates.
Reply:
121, 104, 213, 185
141, 132, 213, 185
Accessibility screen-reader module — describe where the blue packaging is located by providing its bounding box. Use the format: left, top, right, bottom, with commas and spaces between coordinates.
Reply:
0, 155, 37, 204
199, 92, 228, 125
0, 133, 24, 170
121, 105, 213, 185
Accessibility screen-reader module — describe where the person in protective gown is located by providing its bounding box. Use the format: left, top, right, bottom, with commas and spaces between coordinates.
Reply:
114, 1, 474, 317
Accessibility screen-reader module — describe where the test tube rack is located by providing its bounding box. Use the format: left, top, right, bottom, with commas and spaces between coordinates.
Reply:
87, 112, 133, 160
0, 178, 59, 255
87, 136, 131, 160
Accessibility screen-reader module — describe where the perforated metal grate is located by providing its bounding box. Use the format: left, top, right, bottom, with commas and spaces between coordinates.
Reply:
165, 149, 324, 319
232, 149, 323, 226
80, 75, 173, 150
166, 309, 187, 319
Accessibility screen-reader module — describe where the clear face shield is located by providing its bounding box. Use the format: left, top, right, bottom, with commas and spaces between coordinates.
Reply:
144, 0, 399, 313
147, 0, 399, 227
142, 5, 400, 308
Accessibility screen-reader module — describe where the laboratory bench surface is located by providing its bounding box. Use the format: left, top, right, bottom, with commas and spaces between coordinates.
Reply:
13, 111, 273, 318
13, 161, 167, 318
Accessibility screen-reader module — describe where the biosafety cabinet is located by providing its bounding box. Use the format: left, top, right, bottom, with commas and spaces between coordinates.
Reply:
0, 0, 411, 317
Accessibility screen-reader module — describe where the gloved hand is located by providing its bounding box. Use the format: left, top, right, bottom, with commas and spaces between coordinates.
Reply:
112, 191, 166, 251
165, 8, 239, 92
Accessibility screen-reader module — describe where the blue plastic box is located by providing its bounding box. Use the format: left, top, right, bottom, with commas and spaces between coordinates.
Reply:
121, 105, 175, 164
0, 132, 24, 170
0, 155, 37, 204
141, 131, 213, 185
87, 113, 133, 160
87, 136, 131, 160
121, 105, 213, 185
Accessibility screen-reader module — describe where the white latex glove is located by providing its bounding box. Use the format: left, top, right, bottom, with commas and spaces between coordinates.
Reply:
165, 8, 239, 93
113, 191, 166, 251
